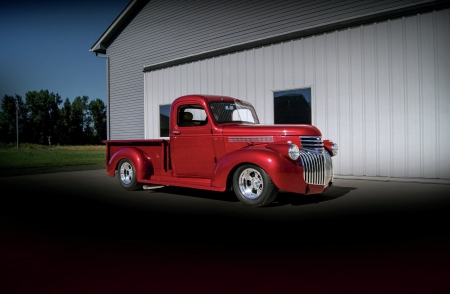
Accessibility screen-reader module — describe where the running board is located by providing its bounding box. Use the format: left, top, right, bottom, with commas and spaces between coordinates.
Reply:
140, 176, 225, 192
142, 185, 165, 190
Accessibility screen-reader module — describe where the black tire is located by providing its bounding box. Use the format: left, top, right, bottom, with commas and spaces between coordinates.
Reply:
117, 159, 142, 191
232, 164, 279, 207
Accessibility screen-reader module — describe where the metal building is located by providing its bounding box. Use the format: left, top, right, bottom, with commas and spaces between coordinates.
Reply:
90, 0, 450, 182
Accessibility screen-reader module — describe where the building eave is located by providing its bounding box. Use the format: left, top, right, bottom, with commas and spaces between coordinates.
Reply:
90, 0, 149, 54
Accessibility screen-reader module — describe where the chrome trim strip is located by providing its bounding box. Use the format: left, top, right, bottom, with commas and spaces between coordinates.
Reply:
228, 136, 274, 142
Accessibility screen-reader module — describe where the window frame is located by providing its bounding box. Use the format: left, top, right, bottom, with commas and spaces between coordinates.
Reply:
273, 88, 312, 125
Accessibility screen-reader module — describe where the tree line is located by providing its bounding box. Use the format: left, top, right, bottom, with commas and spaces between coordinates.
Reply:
0, 90, 106, 146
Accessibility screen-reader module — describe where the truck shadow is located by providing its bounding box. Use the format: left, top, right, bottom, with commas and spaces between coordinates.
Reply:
152, 186, 240, 203
152, 185, 356, 207
268, 185, 357, 207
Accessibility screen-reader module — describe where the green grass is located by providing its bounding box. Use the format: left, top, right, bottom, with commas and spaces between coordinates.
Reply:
0, 144, 106, 169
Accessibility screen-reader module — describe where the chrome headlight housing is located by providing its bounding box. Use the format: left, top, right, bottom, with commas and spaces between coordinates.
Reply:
288, 144, 300, 160
331, 142, 338, 156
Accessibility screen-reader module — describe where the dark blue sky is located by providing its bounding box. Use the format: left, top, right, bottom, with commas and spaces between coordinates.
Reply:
0, 0, 130, 105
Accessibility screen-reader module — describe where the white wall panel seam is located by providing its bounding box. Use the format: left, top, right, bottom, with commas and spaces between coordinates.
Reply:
418, 15, 424, 177
271, 45, 275, 123
144, 71, 147, 138
441, 9, 450, 178
219, 58, 224, 95
324, 35, 329, 140
254, 48, 259, 105
248, 50, 252, 103
433, 11, 440, 178
348, 28, 353, 175
262, 48, 267, 120
402, 17, 409, 177
360, 26, 366, 175
388, 19, 394, 178
374, 23, 381, 176
335, 32, 341, 174
312, 36, 317, 127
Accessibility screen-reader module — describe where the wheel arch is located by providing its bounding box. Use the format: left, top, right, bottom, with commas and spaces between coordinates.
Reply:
107, 147, 153, 182
211, 147, 286, 190
224, 161, 254, 191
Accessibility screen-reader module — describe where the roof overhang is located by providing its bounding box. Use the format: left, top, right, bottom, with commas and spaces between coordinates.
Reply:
90, 0, 149, 54
143, 0, 449, 72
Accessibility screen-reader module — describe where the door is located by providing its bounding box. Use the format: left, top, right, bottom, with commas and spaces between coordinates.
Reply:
171, 104, 216, 178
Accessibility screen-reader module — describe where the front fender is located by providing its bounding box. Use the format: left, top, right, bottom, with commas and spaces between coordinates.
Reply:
211, 146, 306, 193
107, 147, 153, 181
323, 139, 338, 156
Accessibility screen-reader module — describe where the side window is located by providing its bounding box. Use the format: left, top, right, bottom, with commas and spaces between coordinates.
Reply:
178, 105, 208, 127
274, 88, 311, 124
159, 104, 171, 137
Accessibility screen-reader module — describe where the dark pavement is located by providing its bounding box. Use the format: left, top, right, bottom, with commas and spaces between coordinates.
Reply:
1, 167, 449, 293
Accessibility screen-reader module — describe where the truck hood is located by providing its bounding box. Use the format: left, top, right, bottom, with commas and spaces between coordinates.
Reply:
221, 123, 322, 137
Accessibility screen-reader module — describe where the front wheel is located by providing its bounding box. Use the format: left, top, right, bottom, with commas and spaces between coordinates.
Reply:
232, 164, 279, 207
117, 159, 142, 191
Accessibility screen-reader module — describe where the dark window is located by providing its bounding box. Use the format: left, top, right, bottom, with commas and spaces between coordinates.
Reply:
274, 89, 311, 124
177, 105, 208, 127
159, 104, 171, 137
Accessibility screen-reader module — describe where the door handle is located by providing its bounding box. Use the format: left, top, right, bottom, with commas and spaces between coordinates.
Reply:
172, 130, 180, 135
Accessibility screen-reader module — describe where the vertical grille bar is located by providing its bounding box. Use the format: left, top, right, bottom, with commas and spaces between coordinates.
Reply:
299, 150, 333, 185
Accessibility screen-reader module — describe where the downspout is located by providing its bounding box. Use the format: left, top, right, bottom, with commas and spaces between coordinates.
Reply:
106, 55, 110, 140
95, 53, 110, 140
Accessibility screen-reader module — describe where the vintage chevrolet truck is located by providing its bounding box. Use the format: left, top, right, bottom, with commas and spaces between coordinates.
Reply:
104, 94, 338, 207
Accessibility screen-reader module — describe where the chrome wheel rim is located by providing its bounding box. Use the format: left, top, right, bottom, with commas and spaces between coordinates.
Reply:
238, 168, 263, 199
120, 162, 134, 185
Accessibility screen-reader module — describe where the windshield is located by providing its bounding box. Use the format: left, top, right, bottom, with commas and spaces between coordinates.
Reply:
209, 100, 259, 124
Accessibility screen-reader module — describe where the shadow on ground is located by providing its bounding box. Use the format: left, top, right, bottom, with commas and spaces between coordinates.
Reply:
143, 184, 357, 207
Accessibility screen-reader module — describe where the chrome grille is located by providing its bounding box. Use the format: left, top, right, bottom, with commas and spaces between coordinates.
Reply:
300, 136, 324, 153
299, 150, 333, 185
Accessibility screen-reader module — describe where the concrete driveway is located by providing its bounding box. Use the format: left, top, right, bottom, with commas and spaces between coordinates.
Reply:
1, 168, 449, 293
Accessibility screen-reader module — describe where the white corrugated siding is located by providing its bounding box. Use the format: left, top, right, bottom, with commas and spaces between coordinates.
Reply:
106, 0, 434, 140
145, 9, 450, 180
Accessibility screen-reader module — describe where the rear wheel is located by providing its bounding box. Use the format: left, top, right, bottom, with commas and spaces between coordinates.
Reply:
233, 164, 279, 207
117, 159, 142, 191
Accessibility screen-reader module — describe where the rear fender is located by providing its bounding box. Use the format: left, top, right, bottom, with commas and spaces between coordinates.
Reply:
107, 147, 153, 181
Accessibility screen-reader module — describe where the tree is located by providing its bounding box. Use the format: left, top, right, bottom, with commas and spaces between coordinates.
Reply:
0, 95, 17, 143
58, 98, 72, 145
1, 90, 106, 145
25, 90, 62, 144
89, 98, 107, 144
69, 96, 89, 145
0, 94, 28, 144
15, 94, 29, 143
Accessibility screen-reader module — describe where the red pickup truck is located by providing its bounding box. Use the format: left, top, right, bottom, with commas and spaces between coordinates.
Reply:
104, 94, 338, 207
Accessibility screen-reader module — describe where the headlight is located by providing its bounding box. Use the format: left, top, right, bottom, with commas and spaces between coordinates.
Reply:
288, 144, 300, 160
331, 142, 338, 156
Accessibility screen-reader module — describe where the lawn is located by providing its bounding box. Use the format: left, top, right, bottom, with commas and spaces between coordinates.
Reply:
0, 144, 106, 169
